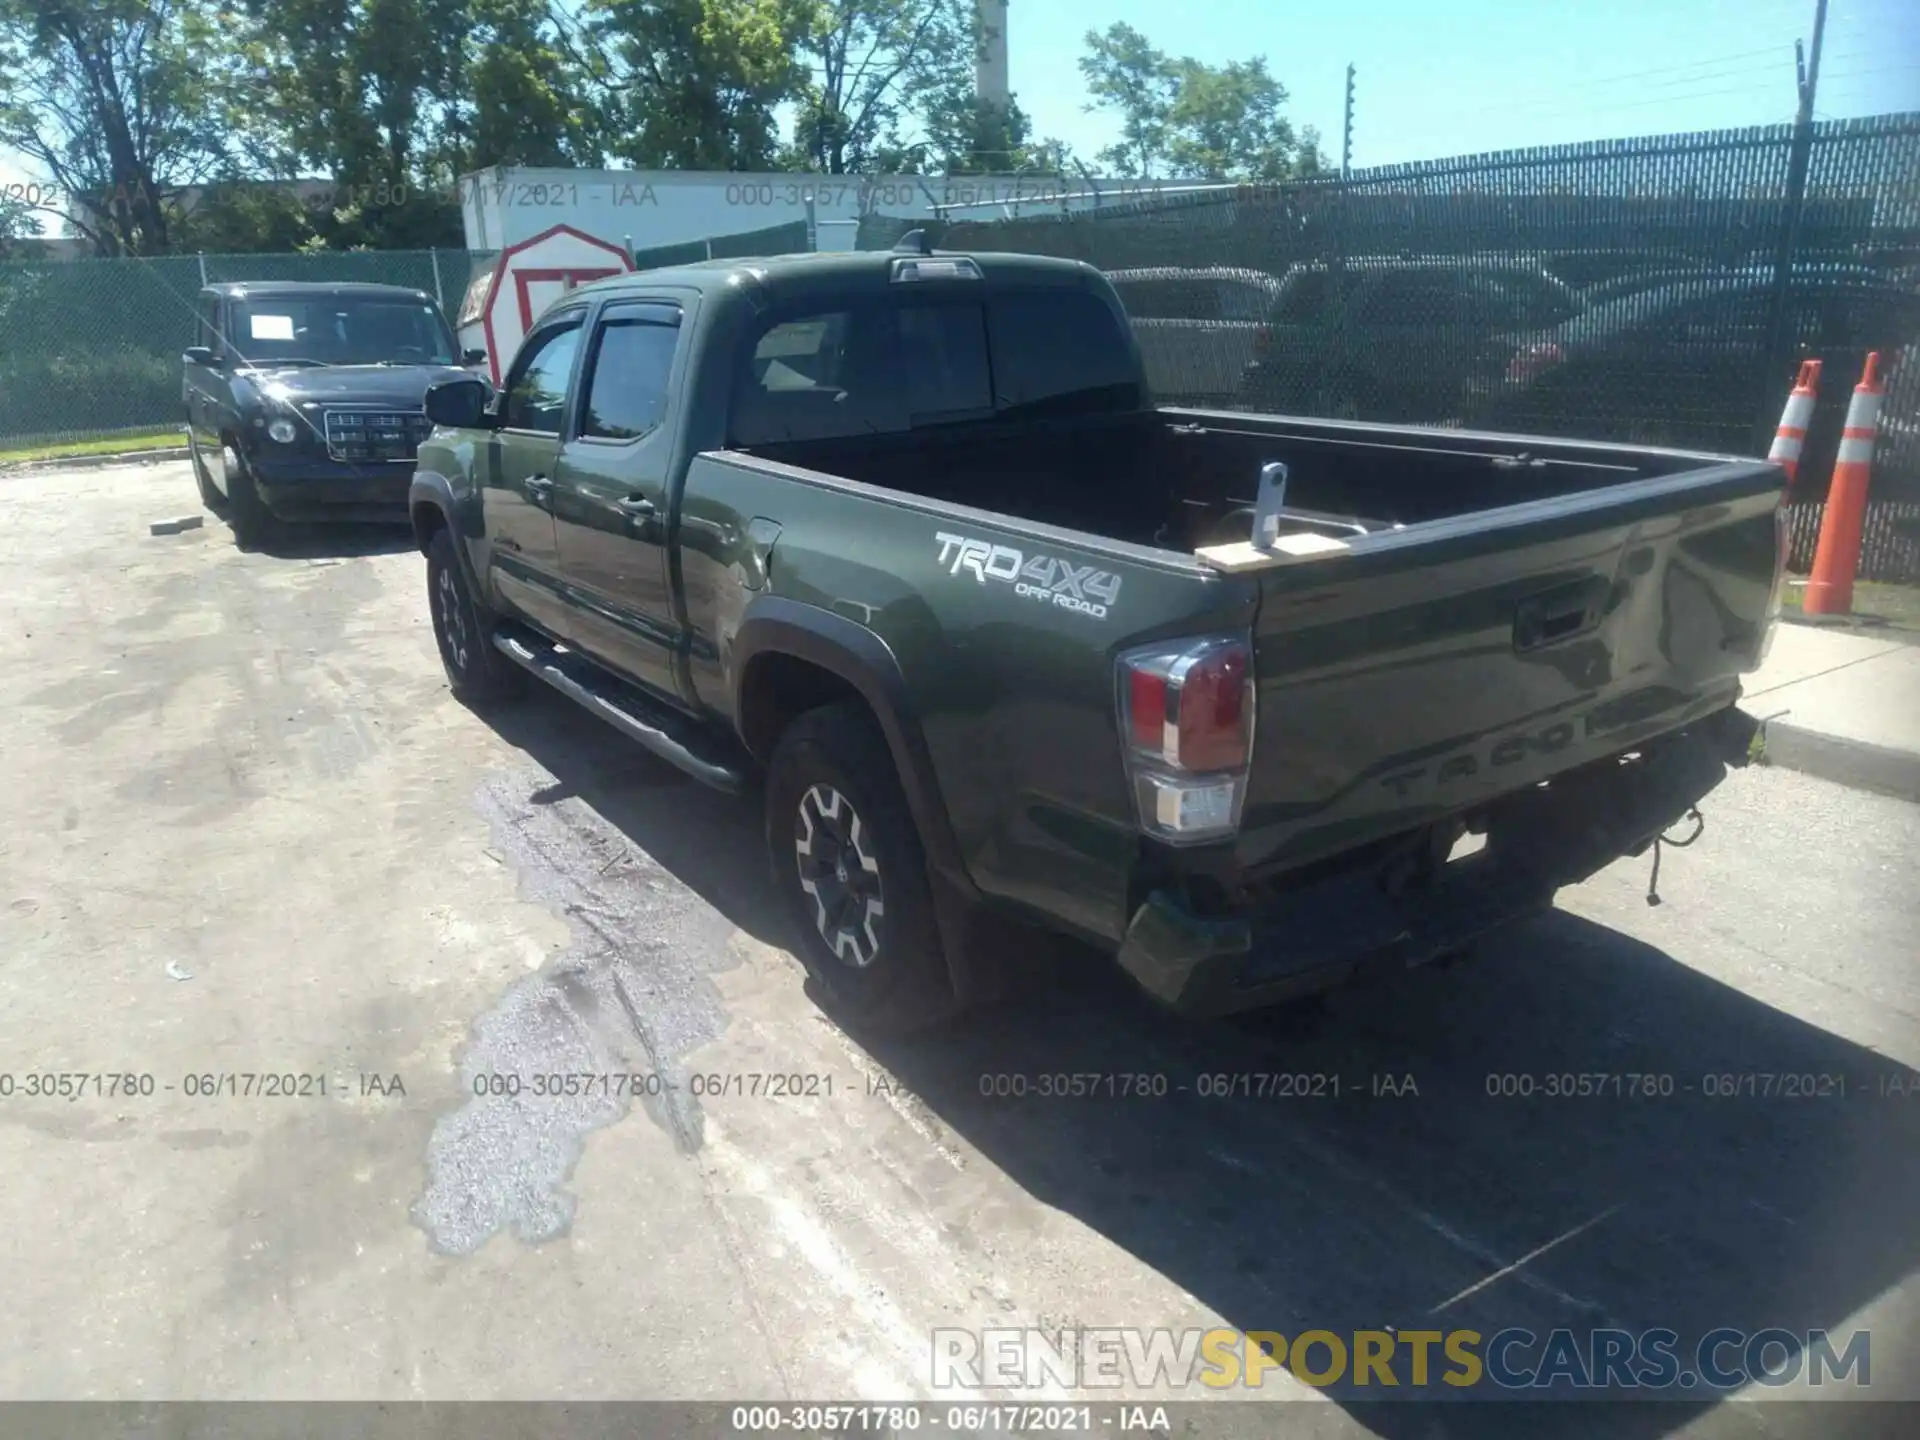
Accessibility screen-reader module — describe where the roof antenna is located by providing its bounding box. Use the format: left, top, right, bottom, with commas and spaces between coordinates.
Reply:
893, 228, 935, 256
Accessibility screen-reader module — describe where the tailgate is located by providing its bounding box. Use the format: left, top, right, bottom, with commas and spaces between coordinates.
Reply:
1234, 462, 1785, 876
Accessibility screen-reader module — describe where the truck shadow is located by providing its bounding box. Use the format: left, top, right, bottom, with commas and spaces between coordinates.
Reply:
482, 695, 1916, 1439
864, 925, 1919, 1438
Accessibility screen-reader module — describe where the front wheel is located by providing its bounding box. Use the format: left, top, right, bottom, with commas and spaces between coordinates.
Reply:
188, 428, 222, 510
425, 527, 526, 705
221, 441, 275, 550
766, 702, 958, 1034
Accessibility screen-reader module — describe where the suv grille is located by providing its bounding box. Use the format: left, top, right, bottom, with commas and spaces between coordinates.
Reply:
323, 408, 432, 462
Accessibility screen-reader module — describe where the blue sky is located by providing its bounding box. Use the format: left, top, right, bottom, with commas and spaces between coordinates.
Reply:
1016, 0, 1920, 169
3, 0, 1916, 204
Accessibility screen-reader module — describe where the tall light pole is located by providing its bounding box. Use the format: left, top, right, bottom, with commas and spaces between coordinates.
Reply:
1342, 64, 1356, 179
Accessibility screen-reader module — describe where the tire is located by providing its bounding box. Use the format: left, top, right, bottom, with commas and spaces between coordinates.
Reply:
188, 429, 222, 511
765, 701, 958, 1034
221, 439, 275, 550
425, 526, 526, 705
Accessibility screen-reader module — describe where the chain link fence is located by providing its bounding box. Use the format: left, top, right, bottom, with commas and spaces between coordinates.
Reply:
8, 125, 1918, 577
871, 114, 1920, 579
629, 219, 811, 271
0, 248, 498, 448
0, 222, 821, 450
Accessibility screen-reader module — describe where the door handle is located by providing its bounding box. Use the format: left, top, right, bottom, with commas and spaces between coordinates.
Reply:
525, 474, 554, 508
1513, 578, 1607, 652
616, 495, 656, 517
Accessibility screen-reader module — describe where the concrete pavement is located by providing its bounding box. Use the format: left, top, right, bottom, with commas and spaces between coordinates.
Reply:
1747, 621, 1920, 802
2, 461, 1917, 1437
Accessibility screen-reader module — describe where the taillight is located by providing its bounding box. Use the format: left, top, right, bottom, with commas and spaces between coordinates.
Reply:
1117, 636, 1255, 843
1506, 341, 1564, 383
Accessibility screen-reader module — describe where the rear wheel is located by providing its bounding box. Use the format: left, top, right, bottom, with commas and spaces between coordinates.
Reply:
425, 527, 526, 705
766, 702, 957, 1034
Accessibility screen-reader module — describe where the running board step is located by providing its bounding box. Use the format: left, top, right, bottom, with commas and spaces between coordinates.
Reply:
491, 625, 750, 794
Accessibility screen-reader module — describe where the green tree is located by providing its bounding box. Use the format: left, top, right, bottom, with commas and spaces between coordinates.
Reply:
1165, 56, 1308, 181
0, 191, 31, 257
169, 182, 327, 253
588, 0, 806, 170
0, 1, 232, 254
789, 0, 971, 175
922, 93, 1071, 176
464, 0, 610, 169
1077, 22, 1173, 179
221, 0, 476, 248
236, 0, 467, 187
1078, 22, 1320, 182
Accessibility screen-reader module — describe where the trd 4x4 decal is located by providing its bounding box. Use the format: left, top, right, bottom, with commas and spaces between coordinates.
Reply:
934, 531, 1122, 620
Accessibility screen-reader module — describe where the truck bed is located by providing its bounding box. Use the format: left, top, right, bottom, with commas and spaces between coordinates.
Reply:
742, 407, 1716, 557
725, 404, 1785, 898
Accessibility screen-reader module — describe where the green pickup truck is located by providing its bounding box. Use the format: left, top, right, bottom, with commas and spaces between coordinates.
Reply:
407, 237, 1784, 1032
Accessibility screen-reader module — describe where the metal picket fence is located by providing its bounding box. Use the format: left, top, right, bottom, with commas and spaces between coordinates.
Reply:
876, 113, 1920, 579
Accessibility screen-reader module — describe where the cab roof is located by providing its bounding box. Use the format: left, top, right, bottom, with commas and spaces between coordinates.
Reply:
556, 247, 1102, 307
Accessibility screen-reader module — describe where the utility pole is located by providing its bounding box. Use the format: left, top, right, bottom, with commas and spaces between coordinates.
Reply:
1341, 64, 1356, 180
1759, 0, 1828, 450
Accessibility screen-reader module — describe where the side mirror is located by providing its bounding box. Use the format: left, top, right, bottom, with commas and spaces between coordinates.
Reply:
183, 345, 220, 369
462, 347, 488, 366
424, 376, 495, 430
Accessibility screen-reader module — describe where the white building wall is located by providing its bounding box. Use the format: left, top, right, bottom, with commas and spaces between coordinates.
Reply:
457, 166, 1191, 256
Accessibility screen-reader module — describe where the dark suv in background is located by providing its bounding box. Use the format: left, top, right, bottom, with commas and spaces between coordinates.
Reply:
183, 281, 477, 548
1235, 255, 1585, 422
1465, 268, 1920, 467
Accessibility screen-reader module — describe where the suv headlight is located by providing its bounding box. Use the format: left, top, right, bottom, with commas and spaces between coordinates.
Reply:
266, 417, 298, 443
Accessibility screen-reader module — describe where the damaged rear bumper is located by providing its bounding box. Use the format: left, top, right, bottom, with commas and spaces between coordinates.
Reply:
1116, 705, 1764, 1018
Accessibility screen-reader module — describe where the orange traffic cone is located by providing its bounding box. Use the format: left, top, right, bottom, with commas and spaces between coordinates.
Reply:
1767, 358, 1822, 490
1802, 352, 1884, 617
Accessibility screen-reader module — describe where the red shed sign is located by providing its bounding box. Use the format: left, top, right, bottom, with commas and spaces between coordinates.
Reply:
477, 224, 633, 386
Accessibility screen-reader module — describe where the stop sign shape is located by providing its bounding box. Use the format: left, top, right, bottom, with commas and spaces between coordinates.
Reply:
478, 223, 634, 385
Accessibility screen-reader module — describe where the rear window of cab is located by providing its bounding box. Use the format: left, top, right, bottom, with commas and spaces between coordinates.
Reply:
729, 288, 1138, 446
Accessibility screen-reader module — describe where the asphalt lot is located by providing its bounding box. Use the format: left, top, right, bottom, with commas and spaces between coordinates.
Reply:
1, 460, 1916, 1437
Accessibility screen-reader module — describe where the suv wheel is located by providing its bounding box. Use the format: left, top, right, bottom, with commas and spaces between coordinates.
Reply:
221, 441, 275, 550
766, 702, 957, 1034
425, 527, 526, 705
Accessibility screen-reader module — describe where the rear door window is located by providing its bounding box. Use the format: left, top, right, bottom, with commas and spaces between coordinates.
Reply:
1271, 270, 1333, 323
1354, 270, 1462, 325
1462, 271, 1578, 330
1216, 282, 1274, 321
1114, 278, 1229, 320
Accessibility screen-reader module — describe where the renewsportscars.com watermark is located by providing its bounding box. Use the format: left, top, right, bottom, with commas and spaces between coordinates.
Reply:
932, 1326, 1872, 1393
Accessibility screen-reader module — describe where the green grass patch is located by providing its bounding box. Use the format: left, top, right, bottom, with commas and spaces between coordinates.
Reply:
0, 429, 186, 465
